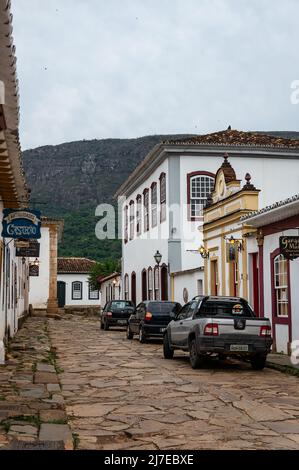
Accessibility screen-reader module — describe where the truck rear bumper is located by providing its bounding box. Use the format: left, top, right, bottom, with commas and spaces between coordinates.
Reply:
197, 335, 272, 355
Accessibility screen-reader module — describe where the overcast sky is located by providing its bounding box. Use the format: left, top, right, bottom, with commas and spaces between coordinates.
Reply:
12, 0, 299, 150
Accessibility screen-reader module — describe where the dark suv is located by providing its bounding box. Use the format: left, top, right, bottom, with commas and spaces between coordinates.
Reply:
100, 300, 135, 330
126, 301, 181, 343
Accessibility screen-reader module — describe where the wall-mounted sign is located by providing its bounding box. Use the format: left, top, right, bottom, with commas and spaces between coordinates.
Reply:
29, 264, 39, 277
280, 236, 299, 260
15, 240, 30, 249
226, 243, 237, 262
16, 241, 40, 258
2, 209, 41, 239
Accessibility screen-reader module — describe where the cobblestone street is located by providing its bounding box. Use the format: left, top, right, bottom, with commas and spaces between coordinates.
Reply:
1, 315, 299, 450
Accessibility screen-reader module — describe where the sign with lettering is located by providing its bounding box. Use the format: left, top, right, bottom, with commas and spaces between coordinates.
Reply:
29, 264, 39, 277
16, 241, 40, 258
2, 209, 41, 239
280, 236, 299, 260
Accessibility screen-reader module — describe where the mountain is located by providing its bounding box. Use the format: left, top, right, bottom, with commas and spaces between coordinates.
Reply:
22, 131, 299, 261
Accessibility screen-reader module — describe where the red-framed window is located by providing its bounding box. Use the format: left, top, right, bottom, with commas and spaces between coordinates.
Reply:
151, 182, 157, 228
273, 253, 289, 318
148, 267, 153, 300
187, 171, 215, 221
129, 200, 134, 240
159, 173, 166, 222
143, 189, 149, 232
136, 194, 142, 236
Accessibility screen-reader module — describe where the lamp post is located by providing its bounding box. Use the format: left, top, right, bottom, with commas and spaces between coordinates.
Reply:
154, 250, 162, 300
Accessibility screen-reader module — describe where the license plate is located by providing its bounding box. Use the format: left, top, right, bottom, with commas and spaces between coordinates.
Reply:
118, 320, 127, 325
230, 344, 248, 352
160, 328, 166, 333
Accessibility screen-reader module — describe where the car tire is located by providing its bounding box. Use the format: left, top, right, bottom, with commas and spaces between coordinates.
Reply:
100, 319, 104, 330
126, 325, 133, 340
139, 327, 146, 343
189, 338, 204, 369
250, 354, 266, 370
163, 333, 174, 359
103, 319, 109, 331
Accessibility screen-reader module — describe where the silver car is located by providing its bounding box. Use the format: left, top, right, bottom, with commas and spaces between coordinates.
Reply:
163, 296, 273, 370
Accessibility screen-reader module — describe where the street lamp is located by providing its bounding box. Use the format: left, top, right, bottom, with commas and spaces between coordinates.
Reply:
224, 235, 243, 252
154, 250, 162, 266
199, 245, 209, 259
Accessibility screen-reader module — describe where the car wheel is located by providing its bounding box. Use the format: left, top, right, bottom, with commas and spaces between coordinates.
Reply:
126, 325, 133, 340
189, 338, 204, 369
100, 319, 104, 330
103, 319, 109, 331
250, 354, 266, 370
163, 333, 174, 359
139, 327, 146, 343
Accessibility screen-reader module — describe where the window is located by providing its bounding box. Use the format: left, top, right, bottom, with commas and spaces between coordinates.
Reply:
154, 266, 160, 300
148, 267, 153, 300
124, 274, 129, 301
124, 205, 128, 243
72, 281, 82, 300
143, 189, 149, 232
160, 173, 166, 222
89, 283, 99, 300
129, 201, 134, 240
151, 183, 157, 227
136, 195, 142, 236
188, 172, 215, 220
274, 254, 289, 317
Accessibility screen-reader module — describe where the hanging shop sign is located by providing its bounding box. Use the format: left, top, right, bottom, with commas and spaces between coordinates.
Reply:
280, 236, 299, 260
226, 243, 237, 262
29, 264, 39, 277
16, 241, 40, 258
2, 209, 41, 239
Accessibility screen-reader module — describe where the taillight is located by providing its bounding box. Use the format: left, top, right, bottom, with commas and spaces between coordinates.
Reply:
260, 325, 271, 337
106, 311, 113, 317
145, 311, 152, 321
204, 323, 219, 336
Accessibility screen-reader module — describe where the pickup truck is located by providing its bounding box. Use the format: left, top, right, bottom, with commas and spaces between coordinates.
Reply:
163, 295, 273, 370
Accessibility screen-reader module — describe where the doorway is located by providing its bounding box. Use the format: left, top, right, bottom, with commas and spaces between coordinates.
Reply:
161, 265, 168, 300
57, 281, 66, 308
210, 260, 218, 295
251, 253, 260, 316
131, 272, 136, 305
141, 270, 147, 301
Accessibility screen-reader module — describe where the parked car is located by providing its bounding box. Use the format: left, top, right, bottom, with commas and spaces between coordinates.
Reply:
127, 301, 182, 343
163, 295, 273, 370
100, 300, 135, 330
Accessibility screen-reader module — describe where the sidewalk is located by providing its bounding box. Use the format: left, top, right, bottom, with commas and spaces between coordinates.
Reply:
266, 353, 299, 375
0, 316, 73, 450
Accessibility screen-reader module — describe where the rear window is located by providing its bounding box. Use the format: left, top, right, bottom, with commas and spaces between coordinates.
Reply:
148, 302, 180, 314
199, 300, 255, 318
110, 301, 133, 309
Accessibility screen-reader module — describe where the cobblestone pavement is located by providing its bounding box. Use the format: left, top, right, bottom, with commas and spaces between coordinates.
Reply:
0, 317, 72, 450
46, 316, 299, 450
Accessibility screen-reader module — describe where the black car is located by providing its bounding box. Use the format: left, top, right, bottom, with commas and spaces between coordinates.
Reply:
100, 300, 135, 330
126, 301, 182, 343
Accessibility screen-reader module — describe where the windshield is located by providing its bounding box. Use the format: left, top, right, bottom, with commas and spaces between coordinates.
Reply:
110, 301, 134, 309
148, 302, 181, 314
200, 300, 256, 318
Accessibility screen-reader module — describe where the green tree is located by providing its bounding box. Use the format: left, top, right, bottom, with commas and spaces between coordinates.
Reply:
88, 259, 121, 289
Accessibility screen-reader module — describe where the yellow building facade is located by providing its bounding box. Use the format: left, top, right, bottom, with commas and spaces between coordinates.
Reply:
202, 155, 259, 300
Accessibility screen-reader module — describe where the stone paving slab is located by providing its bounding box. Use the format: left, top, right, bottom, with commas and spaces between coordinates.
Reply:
48, 316, 299, 450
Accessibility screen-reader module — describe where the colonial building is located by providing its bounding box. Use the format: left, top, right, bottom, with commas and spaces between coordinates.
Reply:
202, 155, 260, 299
29, 218, 64, 312
242, 195, 299, 355
0, 0, 31, 363
99, 272, 122, 307
115, 130, 299, 305
57, 258, 100, 308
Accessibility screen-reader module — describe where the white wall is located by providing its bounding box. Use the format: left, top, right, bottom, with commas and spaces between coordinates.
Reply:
29, 226, 50, 309
57, 273, 101, 306
172, 270, 204, 305
100, 275, 121, 307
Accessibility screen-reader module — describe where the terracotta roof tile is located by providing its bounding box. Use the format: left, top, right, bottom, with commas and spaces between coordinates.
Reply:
163, 129, 299, 148
58, 257, 96, 274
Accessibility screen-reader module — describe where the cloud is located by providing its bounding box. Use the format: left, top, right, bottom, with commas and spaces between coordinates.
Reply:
11, 0, 299, 149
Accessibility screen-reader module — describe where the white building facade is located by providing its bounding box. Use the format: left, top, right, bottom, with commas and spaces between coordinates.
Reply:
57, 258, 101, 308
115, 131, 299, 306
100, 272, 122, 307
